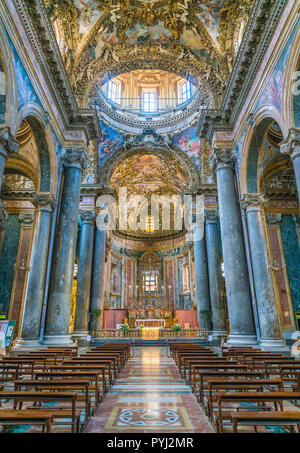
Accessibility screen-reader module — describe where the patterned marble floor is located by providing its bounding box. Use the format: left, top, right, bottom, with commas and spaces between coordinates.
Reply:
84, 346, 215, 433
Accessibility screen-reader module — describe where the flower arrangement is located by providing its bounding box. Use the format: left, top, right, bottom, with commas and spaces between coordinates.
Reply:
139, 312, 146, 319
154, 311, 161, 319
164, 312, 171, 319
129, 311, 137, 319
172, 323, 181, 334
119, 323, 129, 335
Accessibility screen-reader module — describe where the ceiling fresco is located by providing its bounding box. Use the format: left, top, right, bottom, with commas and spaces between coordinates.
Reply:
110, 153, 188, 196
44, 0, 255, 107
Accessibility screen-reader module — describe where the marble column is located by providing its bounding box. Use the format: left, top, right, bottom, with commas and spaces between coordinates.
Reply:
241, 194, 288, 351
280, 128, 300, 203
44, 149, 86, 345
209, 148, 256, 345
90, 225, 107, 334
0, 129, 19, 238
73, 210, 95, 343
193, 224, 212, 330
19, 194, 56, 347
205, 210, 227, 342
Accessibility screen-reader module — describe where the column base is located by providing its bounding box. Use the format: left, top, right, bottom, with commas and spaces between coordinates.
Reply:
225, 334, 258, 347
211, 331, 228, 346
42, 335, 75, 346
11, 338, 41, 350
72, 331, 90, 346
259, 338, 290, 352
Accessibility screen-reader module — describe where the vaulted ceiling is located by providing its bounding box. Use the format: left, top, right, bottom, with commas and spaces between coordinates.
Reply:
44, 0, 255, 108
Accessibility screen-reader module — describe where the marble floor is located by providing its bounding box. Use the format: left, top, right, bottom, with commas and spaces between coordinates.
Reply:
85, 346, 215, 433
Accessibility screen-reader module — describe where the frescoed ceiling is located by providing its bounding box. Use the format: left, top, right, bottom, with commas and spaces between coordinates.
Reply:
44, 0, 255, 108
110, 153, 188, 198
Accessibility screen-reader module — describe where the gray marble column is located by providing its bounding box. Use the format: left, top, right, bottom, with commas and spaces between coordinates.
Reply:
205, 210, 227, 342
73, 210, 95, 343
0, 129, 19, 237
241, 195, 288, 351
89, 226, 106, 334
44, 149, 86, 345
209, 149, 256, 346
20, 194, 56, 347
193, 224, 212, 330
280, 128, 300, 203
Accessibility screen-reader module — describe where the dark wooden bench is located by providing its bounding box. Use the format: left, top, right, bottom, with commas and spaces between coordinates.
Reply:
216, 391, 300, 432
206, 378, 284, 419
0, 409, 53, 432
231, 411, 300, 433
14, 379, 92, 419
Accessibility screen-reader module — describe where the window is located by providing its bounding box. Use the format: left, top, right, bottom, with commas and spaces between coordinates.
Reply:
143, 91, 156, 112
143, 271, 157, 292
180, 81, 192, 103
107, 80, 118, 103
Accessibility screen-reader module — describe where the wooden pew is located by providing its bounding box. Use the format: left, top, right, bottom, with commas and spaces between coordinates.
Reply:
14, 379, 92, 420
193, 370, 265, 402
216, 391, 300, 433
192, 364, 249, 395
231, 411, 300, 433
205, 378, 283, 420
33, 371, 103, 404
0, 391, 80, 432
67, 358, 117, 382
0, 410, 53, 432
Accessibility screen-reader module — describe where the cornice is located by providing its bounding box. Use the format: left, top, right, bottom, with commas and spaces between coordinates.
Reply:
197, 0, 286, 142
13, 0, 100, 141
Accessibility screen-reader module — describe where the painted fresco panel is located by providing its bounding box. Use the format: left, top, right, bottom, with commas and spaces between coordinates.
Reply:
0, 55, 6, 123
98, 121, 125, 167
268, 226, 293, 329
256, 21, 299, 112
172, 126, 201, 169
0, 215, 21, 316
8, 37, 40, 110
280, 215, 300, 313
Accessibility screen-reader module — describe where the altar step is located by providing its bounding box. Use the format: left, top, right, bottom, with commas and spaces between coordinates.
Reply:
90, 338, 210, 347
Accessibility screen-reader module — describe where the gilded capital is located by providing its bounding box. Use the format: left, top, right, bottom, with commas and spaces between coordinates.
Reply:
62, 148, 87, 171
79, 209, 96, 224
240, 193, 266, 212
0, 127, 19, 156
209, 148, 237, 173
0, 200, 8, 231
204, 209, 219, 224
280, 128, 300, 162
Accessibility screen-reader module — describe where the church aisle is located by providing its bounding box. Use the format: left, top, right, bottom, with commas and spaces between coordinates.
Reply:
84, 346, 215, 433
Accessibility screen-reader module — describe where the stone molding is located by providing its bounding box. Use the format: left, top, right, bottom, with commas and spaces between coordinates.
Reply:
280, 128, 300, 162
0, 127, 19, 156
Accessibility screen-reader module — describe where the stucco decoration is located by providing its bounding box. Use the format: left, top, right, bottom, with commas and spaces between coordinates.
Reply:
44, 0, 254, 108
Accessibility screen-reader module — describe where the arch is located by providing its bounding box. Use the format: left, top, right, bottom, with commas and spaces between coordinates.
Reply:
239, 106, 284, 195
99, 144, 201, 190
0, 17, 18, 127
12, 103, 58, 196
281, 20, 300, 130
